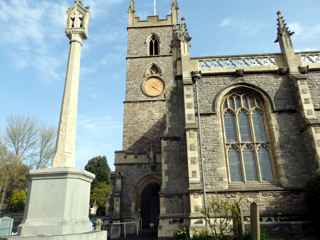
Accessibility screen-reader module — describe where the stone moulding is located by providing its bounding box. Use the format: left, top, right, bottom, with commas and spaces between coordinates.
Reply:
7, 231, 107, 240
194, 51, 320, 74
28, 168, 95, 183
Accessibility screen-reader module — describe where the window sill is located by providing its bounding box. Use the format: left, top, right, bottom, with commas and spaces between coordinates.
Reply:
226, 182, 284, 192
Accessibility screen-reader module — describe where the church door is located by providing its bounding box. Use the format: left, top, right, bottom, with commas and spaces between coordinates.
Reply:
140, 183, 160, 233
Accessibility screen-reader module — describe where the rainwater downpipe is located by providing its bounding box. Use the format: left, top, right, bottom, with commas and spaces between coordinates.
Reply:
192, 71, 208, 217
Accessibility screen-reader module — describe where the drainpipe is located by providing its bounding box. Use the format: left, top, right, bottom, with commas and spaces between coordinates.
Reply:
192, 71, 207, 214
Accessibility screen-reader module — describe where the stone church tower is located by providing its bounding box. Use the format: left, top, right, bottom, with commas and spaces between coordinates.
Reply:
111, 1, 320, 239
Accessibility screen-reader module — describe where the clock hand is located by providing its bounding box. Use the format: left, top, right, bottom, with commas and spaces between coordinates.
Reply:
151, 85, 160, 91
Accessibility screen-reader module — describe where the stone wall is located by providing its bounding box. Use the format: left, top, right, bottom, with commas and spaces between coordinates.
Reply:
127, 26, 174, 57
116, 163, 162, 220
308, 72, 320, 108
123, 101, 166, 152
205, 191, 306, 216
196, 73, 313, 190
197, 74, 297, 114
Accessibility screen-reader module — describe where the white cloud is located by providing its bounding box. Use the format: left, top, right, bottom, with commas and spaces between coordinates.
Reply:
219, 18, 232, 28
288, 22, 320, 50
0, 0, 126, 83
0, 0, 69, 82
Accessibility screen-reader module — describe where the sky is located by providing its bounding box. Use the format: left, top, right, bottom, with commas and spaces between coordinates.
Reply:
0, 0, 320, 170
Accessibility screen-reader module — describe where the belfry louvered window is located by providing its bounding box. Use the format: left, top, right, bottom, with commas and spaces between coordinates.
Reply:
222, 89, 273, 183
149, 34, 160, 56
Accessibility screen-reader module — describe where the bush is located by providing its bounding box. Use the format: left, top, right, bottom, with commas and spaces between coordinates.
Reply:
305, 172, 320, 237
8, 190, 26, 212
175, 228, 190, 240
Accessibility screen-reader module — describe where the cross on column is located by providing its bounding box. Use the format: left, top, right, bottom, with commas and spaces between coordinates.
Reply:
70, 10, 83, 28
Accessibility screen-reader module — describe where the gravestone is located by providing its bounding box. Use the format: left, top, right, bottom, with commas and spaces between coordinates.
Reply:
250, 202, 260, 240
0, 217, 13, 237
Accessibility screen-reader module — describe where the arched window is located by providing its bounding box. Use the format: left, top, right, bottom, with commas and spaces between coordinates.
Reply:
149, 34, 160, 56
222, 88, 274, 183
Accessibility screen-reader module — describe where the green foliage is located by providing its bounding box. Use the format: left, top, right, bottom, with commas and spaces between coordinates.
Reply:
203, 197, 243, 239
85, 156, 111, 187
175, 228, 190, 240
8, 190, 27, 212
238, 234, 252, 240
91, 182, 112, 208
85, 156, 112, 216
260, 230, 269, 240
175, 197, 245, 240
305, 172, 320, 237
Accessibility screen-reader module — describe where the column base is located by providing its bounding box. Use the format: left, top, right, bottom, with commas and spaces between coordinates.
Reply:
7, 231, 107, 240
18, 168, 96, 237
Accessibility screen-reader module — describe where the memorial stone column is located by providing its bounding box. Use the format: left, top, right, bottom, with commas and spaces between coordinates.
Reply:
13, 1, 107, 239
53, 0, 90, 168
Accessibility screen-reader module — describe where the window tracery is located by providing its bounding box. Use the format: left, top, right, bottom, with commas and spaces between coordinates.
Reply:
148, 34, 160, 56
222, 88, 274, 183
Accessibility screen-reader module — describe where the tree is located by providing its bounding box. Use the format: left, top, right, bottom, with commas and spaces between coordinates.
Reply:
91, 182, 112, 216
8, 190, 27, 212
0, 115, 56, 212
85, 156, 111, 187
4, 115, 56, 169
0, 143, 28, 212
36, 127, 56, 169
5, 115, 38, 162
85, 156, 112, 216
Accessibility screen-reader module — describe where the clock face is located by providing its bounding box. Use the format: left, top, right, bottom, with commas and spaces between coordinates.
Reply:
142, 77, 165, 97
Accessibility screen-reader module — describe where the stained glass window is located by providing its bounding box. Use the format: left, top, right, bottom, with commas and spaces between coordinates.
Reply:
259, 147, 273, 181
229, 148, 243, 182
224, 111, 237, 143
222, 89, 273, 183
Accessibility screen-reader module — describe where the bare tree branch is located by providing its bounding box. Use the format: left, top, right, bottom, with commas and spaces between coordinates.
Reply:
36, 127, 56, 169
5, 115, 38, 163
4, 115, 56, 169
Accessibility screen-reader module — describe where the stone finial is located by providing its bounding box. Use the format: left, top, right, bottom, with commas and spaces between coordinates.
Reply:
275, 10, 300, 72
129, 0, 135, 12
128, 0, 136, 26
171, 0, 179, 24
275, 10, 294, 43
176, 17, 192, 42
75, 0, 82, 5
171, 0, 179, 9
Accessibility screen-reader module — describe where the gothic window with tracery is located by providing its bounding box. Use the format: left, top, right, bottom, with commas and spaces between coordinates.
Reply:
149, 34, 160, 56
222, 88, 273, 183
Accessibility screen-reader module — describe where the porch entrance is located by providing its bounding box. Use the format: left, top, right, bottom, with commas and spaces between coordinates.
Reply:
140, 183, 160, 235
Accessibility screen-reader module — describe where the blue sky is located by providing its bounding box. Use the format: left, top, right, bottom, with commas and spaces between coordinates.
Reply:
0, 0, 319, 170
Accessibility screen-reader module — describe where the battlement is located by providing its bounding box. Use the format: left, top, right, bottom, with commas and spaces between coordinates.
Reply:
128, 0, 179, 28
129, 14, 176, 28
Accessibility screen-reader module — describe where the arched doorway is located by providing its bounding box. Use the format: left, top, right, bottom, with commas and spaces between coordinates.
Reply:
140, 183, 160, 233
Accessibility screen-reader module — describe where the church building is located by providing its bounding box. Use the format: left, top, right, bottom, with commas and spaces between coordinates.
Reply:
110, 0, 320, 238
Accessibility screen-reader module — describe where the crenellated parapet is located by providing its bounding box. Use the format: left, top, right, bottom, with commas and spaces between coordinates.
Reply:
128, 0, 179, 27
129, 15, 177, 28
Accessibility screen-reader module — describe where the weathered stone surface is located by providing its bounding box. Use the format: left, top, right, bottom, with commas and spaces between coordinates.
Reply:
7, 231, 107, 240
18, 168, 95, 237
111, 4, 320, 239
